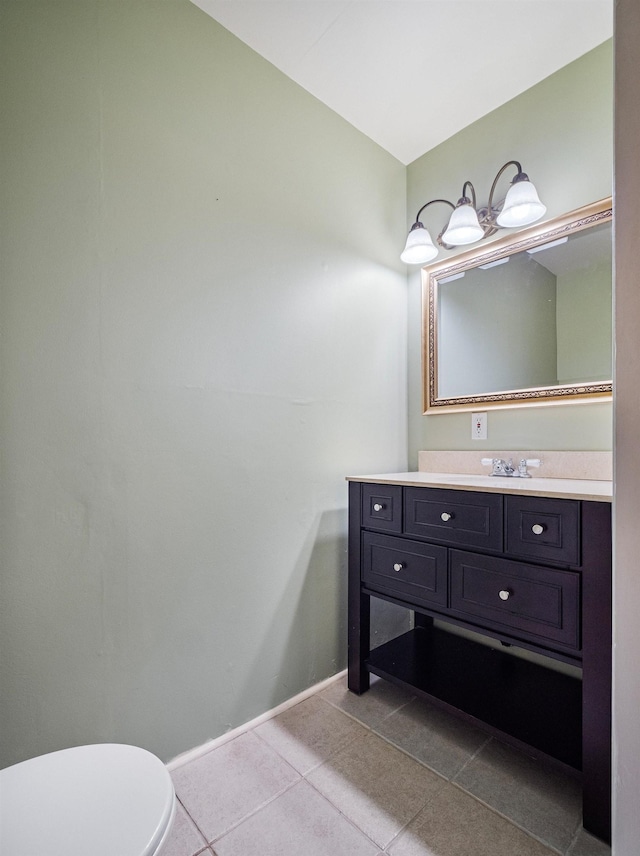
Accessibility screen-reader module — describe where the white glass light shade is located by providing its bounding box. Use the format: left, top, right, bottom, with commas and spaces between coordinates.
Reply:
400, 225, 438, 264
496, 179, 546, 228
441, 203, 484, 246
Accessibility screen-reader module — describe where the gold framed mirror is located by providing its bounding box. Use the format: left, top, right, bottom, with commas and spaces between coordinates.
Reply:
422, 198, 612, 412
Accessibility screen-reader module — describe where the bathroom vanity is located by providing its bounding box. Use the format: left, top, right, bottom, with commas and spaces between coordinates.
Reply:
347, 471, 612, 843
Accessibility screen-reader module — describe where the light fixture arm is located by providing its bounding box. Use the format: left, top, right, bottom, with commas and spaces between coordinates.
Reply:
459, 181, 477, 209
412, 198, 456, 227
486, 160, 525, 219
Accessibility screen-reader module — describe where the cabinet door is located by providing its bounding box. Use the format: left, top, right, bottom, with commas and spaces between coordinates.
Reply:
404, 487, 503, 551
362, 532, 447, 609
449, 550, 580, 650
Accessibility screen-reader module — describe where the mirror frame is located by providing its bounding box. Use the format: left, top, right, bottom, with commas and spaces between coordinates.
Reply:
422, 197, 613, 413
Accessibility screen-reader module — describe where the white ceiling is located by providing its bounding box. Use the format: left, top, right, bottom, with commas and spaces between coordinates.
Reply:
190, 0, 612, 165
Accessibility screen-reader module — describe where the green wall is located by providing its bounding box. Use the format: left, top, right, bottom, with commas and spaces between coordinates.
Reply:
0, 0, 407, 766
406, 40, 613, 461
0, 4, 614, 771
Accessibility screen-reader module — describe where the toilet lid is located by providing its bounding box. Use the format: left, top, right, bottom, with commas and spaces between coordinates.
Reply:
0, 743, 176, 856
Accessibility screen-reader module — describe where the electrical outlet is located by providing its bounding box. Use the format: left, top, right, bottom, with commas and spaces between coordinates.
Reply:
471, 412, 487, 440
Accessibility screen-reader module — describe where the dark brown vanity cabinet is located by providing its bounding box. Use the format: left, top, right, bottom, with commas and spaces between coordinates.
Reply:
348, 480, 612, 843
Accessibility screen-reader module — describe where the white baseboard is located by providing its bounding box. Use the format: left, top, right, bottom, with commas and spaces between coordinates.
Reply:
167, 669, 347, 771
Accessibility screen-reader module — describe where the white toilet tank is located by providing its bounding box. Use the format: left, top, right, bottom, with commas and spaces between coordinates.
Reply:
0, 743, 176, 856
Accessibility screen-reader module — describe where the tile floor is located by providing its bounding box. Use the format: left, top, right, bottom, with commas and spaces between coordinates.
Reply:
165, 674, 611, 856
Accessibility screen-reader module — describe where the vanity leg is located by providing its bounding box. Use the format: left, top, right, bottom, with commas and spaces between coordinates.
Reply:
414, 612, 434, 630
348, 482, 370, 694
581, 501, 612, 844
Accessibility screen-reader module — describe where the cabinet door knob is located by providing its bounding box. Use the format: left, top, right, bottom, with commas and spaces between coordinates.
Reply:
531, 523, 545, 535
393, 563, 404, 572
373, 503, 384, 512
440, 512, 453, 522
499, 589, 511, 601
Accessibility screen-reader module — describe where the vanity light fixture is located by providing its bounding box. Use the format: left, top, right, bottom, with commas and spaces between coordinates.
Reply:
401, 160, 546, 265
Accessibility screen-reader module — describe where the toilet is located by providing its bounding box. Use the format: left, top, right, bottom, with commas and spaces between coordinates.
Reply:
0, 743, 176, 856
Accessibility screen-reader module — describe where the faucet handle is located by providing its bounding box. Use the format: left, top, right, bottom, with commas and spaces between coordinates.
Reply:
517, 458, 541, 478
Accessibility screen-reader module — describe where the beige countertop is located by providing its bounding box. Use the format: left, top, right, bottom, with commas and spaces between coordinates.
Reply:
346, 471, 612, 502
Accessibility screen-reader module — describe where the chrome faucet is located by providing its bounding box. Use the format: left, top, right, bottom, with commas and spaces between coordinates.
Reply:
481, 457, 541, 477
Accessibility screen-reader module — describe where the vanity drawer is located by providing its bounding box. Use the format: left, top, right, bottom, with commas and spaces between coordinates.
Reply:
404, 487, 503, 551
450, 550, 580, 649
362, 531, 447, 608
361, 484, 403, 533
506, 495, 580, 565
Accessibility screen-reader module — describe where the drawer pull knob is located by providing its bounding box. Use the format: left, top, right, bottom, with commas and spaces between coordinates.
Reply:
499, 589, 511, 601
373, 503, 384, 512
531, 523, 545, 535
393, 563, 404, 572
440, 512, 453, 522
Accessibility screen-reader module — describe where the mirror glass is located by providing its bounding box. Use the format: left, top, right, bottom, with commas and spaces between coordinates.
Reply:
423, 199, 612, 411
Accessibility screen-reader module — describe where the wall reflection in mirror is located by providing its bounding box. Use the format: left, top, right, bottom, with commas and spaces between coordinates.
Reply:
424, 199, 612, 411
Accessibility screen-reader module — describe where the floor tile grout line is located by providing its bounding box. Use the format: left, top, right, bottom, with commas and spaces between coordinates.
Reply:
312, 730, 567, 856
244, 699, 455, 852
278, 708, 493, 796
302, 757, 562, 856
302, 709, 558, 849
297, 726, 469, 852
300, 772, 406, 853
252, 696, 378, 778
199, 679, 463, 790
317, 693, 513, 797
316, 693, 375, 729
362, 721, 477, 785
565, 822, 583, 856
364, 714, 581, 854
319, 687, 417, 727
320, 683, 585, 849
375, 696, 418, 724
450, 733, 494, 782
250, 725, 315, 777
313, 692, 376, 734
174, 731, 305, 849
386, 736, 585, 850
208, 777, 303, 846
446, 778, 569, 855
207, 772, 386, 854
175, 795, 210, 852
251, 718, 368, 781
366, 773, 452, 853
291, 720, 456, 793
